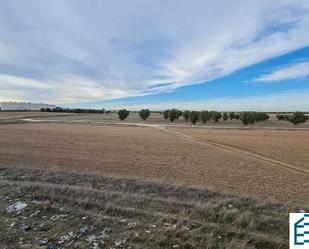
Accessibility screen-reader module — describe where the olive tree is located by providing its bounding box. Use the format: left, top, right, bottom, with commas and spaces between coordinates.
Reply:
189, 111, 200, 125
182, 110, 190, 122
139, 109, 150, 120
168, 109, 182, 122
199, 111, 210, 124
118, 109, 129, 121
210, 111, 222, 122
288, 112, 308, 125
229, 112, 236, 120
163, 110, 169, 120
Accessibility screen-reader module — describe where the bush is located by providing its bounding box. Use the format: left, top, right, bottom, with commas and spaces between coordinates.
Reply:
199, 111, 210, 124
182, 111, 190, 122
139, 109, 150, 120
168, 109, 182, 122
40, 108, 45, 112
45, 108, 51, 112
288, 112, 308, 125
223, 112, 228, 121
118, 109, 129, 121
189, 111, 200, 125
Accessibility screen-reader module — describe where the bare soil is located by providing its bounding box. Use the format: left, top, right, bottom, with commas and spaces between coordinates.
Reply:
0, 123, 308, 207
169, 127, 309, 170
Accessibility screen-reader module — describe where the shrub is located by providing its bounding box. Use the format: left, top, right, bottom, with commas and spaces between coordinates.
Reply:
40, 108, 45, 112
199, 111, 210, 124
223, 112, 228, 121
189, 111, 200, 125
45, 108, 51, 112
118, 109, 129, 121
288, 112, 308, 125
182, 111, 190, 122
139, 109, 150, 120
168, 109, 182, 122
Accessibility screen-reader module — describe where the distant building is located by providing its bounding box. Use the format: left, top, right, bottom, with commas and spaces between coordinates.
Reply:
0, 102, 56, 111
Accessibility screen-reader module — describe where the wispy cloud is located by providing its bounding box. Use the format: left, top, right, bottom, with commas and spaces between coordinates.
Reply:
102, 90, 309, 112
254, 62, 309, 82
1, 0, 309, 103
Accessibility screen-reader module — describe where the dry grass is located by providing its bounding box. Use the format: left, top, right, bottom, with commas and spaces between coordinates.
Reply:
0, 166, 295, 249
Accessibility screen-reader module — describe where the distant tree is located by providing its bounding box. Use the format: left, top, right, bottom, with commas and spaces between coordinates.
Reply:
139, 109, 150, 120
199, 111, 210, 124
276, 114, 290, 121
118, 109, 129, 121
168, 109, 182, 122
239, 112, 255, 126
182, 110, 190, 122
223, 112, 228, 121
211, 111, 222, 122
229, 112, 236, 120
163, 110, 169, 120
256, 112, 269, 122
40, 108, 46, 112
239, 112, 269, 126
288, 112, 308, 125
189, 111, 200, 125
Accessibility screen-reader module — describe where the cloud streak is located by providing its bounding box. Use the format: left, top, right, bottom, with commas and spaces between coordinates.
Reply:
1, 0, 309, 103
254, 62, 309, 82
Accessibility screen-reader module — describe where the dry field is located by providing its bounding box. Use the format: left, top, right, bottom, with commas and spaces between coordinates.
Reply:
0, 111, 78, 120
0, 122, 308, 207
0, 112, 308, 248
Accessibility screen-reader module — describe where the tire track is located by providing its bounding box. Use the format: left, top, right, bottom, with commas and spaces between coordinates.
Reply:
156, 126, 309, 176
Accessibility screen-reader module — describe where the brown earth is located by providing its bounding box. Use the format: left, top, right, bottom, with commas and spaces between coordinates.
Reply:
169, 127, 309, 170
0, 122, 308, 207
0, 111, 78, 120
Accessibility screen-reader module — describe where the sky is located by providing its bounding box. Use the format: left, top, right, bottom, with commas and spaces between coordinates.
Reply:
0, 0, 309, 111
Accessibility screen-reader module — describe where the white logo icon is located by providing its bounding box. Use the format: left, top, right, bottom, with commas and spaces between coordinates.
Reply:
290, 213, 309, 248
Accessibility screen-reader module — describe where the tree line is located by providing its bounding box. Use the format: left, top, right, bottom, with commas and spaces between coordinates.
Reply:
41, 107, 308, 126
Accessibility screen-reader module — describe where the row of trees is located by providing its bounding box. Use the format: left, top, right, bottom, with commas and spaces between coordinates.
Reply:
276, 112, 308, 125
105, 109, 309, 126
162, 109, 269, 126
42, 107, 308, 126
41, 107, 111, 114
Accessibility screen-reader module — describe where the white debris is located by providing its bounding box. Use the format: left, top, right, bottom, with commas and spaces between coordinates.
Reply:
127, 222, 136, 228
6, 202, 27, 213
86, 235, 97, 243
92, 242, 100, 249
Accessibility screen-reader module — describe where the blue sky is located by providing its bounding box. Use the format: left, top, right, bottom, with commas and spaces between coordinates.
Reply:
0, 0, 309, 110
